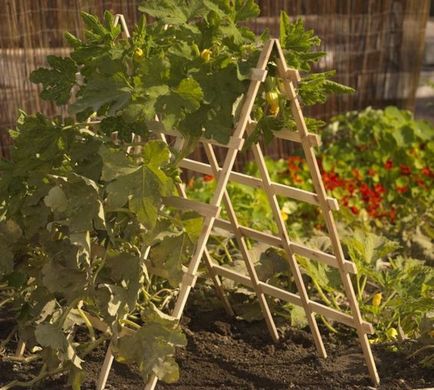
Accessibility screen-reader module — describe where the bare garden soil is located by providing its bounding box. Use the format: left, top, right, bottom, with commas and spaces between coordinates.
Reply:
0, 306, 433, 390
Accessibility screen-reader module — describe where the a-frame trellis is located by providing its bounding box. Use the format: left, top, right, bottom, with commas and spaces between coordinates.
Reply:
15, 15, 379, 390
92, 16, 379, 390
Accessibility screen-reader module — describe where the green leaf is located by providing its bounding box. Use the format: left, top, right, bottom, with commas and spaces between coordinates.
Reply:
70, 73, 132, 115
35, 323, 67, 350
344, 230, 399, 266
102, 141, 174, 229
290, 305, 308, 328
299, 72, 354, 106
139, 0, 188, 25
42, 259, 87, 303
99, 145, 136, 181
44, 186, 68, 213
233, 0, 260, 21
279, 15, 323, 71
139, 0, 221, 25
150, 234, 187, 288
174, 78, 204, 112
30, 56, 77, 105
112, 304, 186, 383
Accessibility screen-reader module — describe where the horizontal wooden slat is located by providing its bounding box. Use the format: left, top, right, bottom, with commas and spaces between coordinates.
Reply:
212, 265, 372, 334
179, 159, 339, 211
163, 197, 220, 218
290, 243, 357, 274
146, 121, 244, 150
274, 129, 321, 147
213, 218, 356, 274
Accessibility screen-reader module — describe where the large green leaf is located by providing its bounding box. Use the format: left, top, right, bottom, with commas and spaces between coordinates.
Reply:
71, 73, 132, 115
30, 56, 77, 105
112, 304, 186, 383
100, 141, 174, 229
150, 234, 187, 288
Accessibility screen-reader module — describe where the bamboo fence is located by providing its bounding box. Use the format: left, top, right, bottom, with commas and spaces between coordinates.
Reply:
0, 0, 430, 160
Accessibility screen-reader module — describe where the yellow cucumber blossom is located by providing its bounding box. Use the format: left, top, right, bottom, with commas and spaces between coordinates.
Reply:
386, 328, 398, 340
133, 47, 144, 61
372, 292, 382, 307
201, 49, 212, 62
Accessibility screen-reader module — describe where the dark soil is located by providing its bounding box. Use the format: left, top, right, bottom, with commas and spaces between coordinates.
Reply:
0, 307, 433, 390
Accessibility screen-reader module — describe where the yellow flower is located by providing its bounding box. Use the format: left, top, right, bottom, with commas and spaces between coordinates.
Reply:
281, 210, 288, 221
133, 47, 144, 61
372, 292, 382, 307
386, 328, 398, 340
201, 49, 212, 62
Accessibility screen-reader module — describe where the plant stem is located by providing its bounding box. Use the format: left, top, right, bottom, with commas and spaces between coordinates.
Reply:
0, 297, 13, 309
359, 275, 368, 300
313, 280, 332, 306
407, 345, 434, 359
77, 305, 96, 341
120, 318, 141, 330
320, 315, 338, 333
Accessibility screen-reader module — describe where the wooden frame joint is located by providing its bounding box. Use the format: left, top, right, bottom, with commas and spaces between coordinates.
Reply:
228, 136, 245, 150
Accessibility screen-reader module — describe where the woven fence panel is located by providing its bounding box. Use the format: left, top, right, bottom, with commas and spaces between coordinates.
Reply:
0, 0, 429, 160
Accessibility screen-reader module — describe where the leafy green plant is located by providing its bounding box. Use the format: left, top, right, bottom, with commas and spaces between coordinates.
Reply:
0, 2, 351, 388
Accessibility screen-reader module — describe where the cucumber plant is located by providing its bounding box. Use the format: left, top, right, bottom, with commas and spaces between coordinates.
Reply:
0, 1, 352, 387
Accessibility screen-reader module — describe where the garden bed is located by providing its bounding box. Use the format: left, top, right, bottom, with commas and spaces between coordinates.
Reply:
1, 306, 433, 390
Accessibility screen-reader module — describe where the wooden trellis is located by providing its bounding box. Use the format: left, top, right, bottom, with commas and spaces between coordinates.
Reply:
16, 15, 380, 390
94, 16, 379, 389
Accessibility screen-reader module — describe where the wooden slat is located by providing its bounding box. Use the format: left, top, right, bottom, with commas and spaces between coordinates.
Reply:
179, 159, 339, 210
290, 243, 357, 274
250, 68, 268, 82
213, 218, 356, 274
163, 196, 220, 218
212, 265, 373, 334
274, 129, 321, 147
146, 122, 244, 150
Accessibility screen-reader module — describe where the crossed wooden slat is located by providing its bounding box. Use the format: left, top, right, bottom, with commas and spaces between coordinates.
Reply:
16, 15, 380, 390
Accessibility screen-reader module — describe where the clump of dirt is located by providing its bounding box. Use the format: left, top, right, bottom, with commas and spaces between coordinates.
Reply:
0, 307, 433, 389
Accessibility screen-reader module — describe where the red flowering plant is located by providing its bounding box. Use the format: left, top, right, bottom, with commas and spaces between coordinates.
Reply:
319, 107, 434, 262
238, 107, 434, 262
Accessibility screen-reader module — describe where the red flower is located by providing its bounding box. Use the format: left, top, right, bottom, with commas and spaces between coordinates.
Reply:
346, 181, 356, 194
422, 167, 433, 177
415, 178, 426, 188
374, 183, 386, 195
322, 171, 345, 190
352, 168, 362, 180
350, 206, 359, 215
368, 168, 376, 177
396, 185, 408, 194
287, 156, 302, 172
293, 174, 304, 184
399, 164, 411, 175
389, 207, 396, 223
203, 175, 214, 182
341, 196, 349, 207
384, 160, 393, 170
